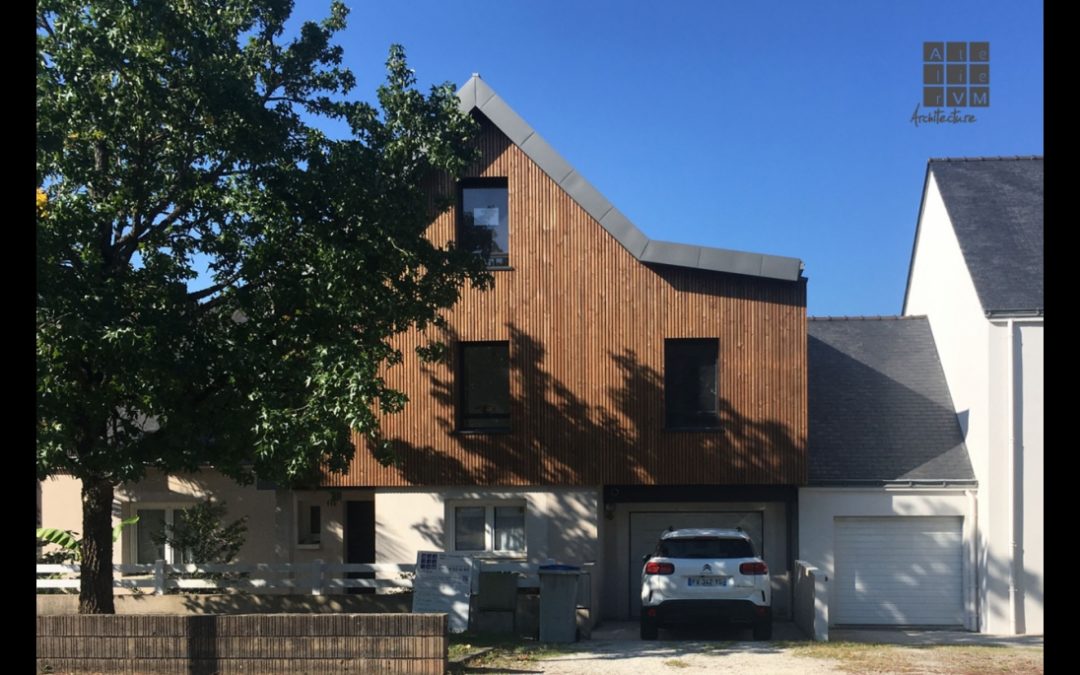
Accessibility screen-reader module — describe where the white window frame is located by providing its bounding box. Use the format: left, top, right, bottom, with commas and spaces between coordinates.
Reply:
128, 503, 195, 565
446, 500, 527, 558
294, 495, 323, 550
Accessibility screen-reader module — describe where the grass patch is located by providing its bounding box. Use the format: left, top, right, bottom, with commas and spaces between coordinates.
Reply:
663, 658, 691, 668
448, 631, 583, 669
789, 642, 1043, 674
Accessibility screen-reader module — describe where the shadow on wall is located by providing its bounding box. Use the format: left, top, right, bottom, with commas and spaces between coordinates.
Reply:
380, 322, 802, 486
983, 537, 1042, 634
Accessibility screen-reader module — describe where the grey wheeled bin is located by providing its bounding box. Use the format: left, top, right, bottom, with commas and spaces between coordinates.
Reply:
538, 563, 581, 642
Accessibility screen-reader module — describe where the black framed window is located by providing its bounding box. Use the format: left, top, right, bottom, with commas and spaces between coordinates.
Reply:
459, 177, 509, 267
458, 341, 510, 431
665, 338, 720, 429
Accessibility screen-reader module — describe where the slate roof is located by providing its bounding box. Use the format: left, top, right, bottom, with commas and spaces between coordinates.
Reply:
808, 316, 975, 486
456, 75, 804, 282
923, 157, 1043, 316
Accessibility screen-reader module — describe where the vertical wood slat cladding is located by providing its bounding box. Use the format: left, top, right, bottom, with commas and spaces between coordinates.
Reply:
328, 118, 807, 488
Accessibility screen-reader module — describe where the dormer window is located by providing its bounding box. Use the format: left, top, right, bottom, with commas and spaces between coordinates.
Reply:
460, 177, 509, 268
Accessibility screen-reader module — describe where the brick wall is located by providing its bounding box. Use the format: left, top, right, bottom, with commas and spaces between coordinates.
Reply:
36, 613, 446, 674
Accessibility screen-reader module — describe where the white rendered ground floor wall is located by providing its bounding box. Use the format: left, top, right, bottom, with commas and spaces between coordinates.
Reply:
798, 487, 978, 631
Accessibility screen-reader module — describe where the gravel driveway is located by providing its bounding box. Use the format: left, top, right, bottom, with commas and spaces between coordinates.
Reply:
477, 621, 843, 675
535, 639, 842, 674
471, 622, 1042, 675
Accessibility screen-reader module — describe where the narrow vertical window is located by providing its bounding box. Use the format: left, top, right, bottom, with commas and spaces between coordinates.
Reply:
454, 506, 487, 551
665, 338, 720, 428
460, 178, 509, 267
459, 342, 511, 431
297, 499, 322, 546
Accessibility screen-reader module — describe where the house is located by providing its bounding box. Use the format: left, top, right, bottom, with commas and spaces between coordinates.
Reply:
901, 157, 1043, 635
40, 74, 810, 624
800, 316, 978, 630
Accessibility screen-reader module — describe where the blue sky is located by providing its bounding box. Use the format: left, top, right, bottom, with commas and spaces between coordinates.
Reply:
290, 0, 1042, 317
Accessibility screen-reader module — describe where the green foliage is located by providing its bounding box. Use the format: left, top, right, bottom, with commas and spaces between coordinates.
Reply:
36, 0, 490, 491
153, 499, 248, 565
36, 516, 140, 563
36, 527, 81, 559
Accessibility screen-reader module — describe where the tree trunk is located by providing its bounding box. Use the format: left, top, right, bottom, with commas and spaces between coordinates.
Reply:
78, 476, 115, 614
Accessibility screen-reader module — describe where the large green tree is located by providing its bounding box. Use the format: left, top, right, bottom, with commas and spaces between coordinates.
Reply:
37, 0, 488, 613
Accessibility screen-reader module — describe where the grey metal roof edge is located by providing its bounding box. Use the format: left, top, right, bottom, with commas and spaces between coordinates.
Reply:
806, 479, 979, 488
456, 75, 804, 282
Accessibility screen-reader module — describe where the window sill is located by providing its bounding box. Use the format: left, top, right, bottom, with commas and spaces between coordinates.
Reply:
486, 266, 514, 271
454, 429, 513, 436
452, 550, 526, 560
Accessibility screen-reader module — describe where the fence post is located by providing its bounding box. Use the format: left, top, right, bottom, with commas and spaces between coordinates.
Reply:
311, 559, 324, 596
154, 559, 166, 595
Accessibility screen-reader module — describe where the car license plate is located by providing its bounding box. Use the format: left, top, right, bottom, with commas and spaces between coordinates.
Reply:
688, 576, 729, 587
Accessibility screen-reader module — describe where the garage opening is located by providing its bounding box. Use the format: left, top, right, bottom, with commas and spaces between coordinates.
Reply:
628, 511, 764, 618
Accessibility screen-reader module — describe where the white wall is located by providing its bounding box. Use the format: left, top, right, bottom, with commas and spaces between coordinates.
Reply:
904, 174, 991, 484
904, 174, 1045, 635
988, 320, 1044, 634
798, 487, 977, 630
1019, 324, 1043, 634
374, 487, 600, 567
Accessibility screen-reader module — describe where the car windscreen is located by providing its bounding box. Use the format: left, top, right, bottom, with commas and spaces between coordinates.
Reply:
656, 537, 754, 559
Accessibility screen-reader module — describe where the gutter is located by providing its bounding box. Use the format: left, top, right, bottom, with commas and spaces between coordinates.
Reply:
985, 309, 1043, 319
1005, 319, 1026, 634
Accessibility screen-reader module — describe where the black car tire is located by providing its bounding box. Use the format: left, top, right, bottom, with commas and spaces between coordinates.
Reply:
752, 619, 772, 641
640, 614, 659, 640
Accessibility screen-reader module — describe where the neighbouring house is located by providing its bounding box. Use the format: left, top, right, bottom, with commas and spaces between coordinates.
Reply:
40, 74, 810, 624
800, 316, 978, 630
901, 156, 1043, 635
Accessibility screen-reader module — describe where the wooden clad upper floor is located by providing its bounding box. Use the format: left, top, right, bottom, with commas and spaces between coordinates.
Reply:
326, 111, 807, 488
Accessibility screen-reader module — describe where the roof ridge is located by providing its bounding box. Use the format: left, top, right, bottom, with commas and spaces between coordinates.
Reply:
809, 315, 925, 321
456, 74, 804, 282
928, 155, 1042, 163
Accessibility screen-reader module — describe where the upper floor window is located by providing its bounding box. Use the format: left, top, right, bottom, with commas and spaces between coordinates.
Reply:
458, 341, 510, 432
665, 338, 720, 429
460, 177, 509, 267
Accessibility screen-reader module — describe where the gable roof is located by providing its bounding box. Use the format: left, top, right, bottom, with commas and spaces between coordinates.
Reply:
907, 156, 1043, 317
807, 316, 975, 486
457, 75, 804, 282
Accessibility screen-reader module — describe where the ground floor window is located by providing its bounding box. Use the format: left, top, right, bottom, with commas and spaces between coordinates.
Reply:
296, 498, 323, 548
133, 506, 193, 564
451, 503, 526, 554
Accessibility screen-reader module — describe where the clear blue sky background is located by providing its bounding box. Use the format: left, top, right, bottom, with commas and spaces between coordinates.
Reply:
290, 0, 1043, 317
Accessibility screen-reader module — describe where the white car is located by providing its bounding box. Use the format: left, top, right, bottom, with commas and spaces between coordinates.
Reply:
639, 528, 772, 640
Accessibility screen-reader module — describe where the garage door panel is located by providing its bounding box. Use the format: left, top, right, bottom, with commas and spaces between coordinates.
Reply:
834, 516, 963, 626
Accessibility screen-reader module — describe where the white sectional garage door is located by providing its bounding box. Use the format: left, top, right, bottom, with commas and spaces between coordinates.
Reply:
833, 516, 964, 626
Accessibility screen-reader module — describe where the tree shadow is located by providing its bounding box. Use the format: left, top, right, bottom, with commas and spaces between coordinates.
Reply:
384, 322, 803, 487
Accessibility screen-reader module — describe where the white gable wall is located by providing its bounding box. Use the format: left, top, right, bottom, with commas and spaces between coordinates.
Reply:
905, 173, 1043, 635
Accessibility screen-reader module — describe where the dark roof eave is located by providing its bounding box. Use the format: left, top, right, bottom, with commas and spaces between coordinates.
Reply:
457, 75, 804, 282
807, 479, 979, 488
